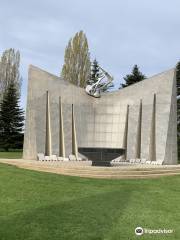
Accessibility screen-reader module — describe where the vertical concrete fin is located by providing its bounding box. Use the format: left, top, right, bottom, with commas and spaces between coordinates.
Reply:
59, 96, 65, 157
123, 104, 129, 159
164, 70, 177, 164
149, 94, 156, 161
135, 99, 142, 158
72, 104, 78, 159
45, 91, 52, 156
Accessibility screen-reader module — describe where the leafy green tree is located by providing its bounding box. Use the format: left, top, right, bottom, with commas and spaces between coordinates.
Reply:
0, 82, 24, 151
61, 31, 91, 88
176, 61, 180, 162
0, 48, 21, 102
120, 65, 146, 88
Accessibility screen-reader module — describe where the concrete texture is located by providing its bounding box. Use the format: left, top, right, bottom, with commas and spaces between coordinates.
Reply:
23, 65, 177, 164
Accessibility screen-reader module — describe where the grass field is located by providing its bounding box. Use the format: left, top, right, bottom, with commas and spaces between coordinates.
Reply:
0, 163, 179, 240
0, 151, 22, 159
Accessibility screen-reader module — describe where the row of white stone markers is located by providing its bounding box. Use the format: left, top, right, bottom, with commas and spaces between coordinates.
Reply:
111, 157, 164, 165
37, 153, 83, 161
37, 153, 164, 165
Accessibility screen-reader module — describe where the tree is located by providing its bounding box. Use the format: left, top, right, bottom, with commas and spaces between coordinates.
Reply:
120, 64, 146, 88
88, 59, 103, 85
61, 31, 91, 88
0, 48, 21, 102
176, 61, 180, 162
0, 82, 24, 151
176, 61, 180, 96
88, 58, 114, 92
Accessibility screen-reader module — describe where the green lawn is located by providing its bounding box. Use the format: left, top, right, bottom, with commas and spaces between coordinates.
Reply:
0, 163, 179, 240
0, 151, 22, 159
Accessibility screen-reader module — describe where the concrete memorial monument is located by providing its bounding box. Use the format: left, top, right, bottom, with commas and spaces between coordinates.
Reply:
23, 65, 177, 165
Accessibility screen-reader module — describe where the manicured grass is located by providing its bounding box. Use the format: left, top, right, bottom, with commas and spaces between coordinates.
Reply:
0, 163, 179, 240
0, 151, 22, 159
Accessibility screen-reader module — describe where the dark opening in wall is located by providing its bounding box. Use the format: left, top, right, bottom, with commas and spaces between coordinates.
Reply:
78, 147, 125, 166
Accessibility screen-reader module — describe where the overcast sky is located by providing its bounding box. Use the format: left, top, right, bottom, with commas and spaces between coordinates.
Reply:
1, 0, 180, 109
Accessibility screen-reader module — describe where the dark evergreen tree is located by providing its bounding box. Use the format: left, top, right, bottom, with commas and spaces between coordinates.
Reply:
88, 59, 114, 91
176, 61, 180, 162
120, 65, 146, 88
0, 82, 24, 151
88, 59, 102, 85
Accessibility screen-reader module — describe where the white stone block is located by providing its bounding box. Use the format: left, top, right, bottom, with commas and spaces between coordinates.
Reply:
140, 158, 146, 164
69, 154, 76, 161
130, 159, 135, 163
50, 155, 57, 161
37, 153, 45, 161
135, 158, 141, 163
45, 156, 50, 161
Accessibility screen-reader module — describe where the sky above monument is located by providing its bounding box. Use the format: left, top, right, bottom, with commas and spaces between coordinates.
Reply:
0, 0, 180, 108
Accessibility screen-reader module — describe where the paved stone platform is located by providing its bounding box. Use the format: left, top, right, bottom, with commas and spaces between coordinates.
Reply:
0, 159, 180, 179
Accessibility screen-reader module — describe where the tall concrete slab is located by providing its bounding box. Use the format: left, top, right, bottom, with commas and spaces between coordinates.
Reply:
141, 96, 154, 160
122, 105, 129, 159
127, 104, 139, 160
59, 97, 65, 157
45, 91, 52, 156
135, 100, 142, 159
164, 72, 177, 164
149, 94, 156, 161
72, 104, 78, 158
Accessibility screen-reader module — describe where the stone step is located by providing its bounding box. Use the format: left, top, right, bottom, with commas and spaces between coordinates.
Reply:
33, 164, 180, 172
52, 172, 180, 179
35, 166, 180, 173
18, 165, 180, 178
1, 159, 180, 179
59, 169, 180, 175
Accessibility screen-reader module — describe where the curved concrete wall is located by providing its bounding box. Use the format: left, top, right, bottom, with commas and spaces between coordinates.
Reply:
23, 65, 177, 164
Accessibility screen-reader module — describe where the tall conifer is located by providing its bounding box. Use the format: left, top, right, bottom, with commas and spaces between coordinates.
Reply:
0, 82, 24, 151
120, 65, 146, 88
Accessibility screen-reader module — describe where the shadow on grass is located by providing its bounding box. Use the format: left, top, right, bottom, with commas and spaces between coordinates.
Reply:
0, 189, 131, 240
